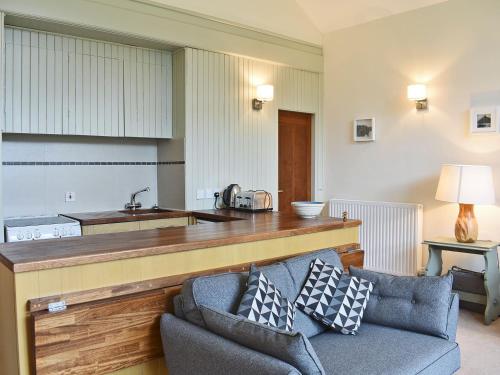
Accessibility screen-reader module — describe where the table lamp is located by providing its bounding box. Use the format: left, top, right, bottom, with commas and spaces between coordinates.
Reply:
435, 164, 495, 243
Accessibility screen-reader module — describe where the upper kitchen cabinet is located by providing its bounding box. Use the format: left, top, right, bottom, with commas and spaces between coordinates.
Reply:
3, 27, 173, 139
123, 47, 172, 138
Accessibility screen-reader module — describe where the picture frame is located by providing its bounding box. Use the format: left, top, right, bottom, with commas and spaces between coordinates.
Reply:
470, 106, 499, 134
353, 118, 376, 142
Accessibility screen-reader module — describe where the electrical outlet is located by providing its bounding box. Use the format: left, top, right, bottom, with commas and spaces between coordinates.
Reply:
205, 188, 213, 199
196, 189, 205, 200
65, 192, 76, 202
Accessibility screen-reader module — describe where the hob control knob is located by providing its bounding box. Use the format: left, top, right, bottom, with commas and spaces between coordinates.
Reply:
26, 232, 33, 240
34, 230, 41, 239
17, 233, 24, 240
53, 229, 60, 237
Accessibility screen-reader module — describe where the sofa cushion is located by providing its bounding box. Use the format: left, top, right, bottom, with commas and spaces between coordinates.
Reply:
200, 305, 325, 375
349, 267, 453, 339
178, 272, 247, 327
178, 261, 295, 327
295, 259, 374, 335
237, 265, 296, 331
309, 323, 460, 375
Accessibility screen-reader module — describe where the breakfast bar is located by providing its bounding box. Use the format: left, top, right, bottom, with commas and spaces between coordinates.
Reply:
0, 210, 362, 375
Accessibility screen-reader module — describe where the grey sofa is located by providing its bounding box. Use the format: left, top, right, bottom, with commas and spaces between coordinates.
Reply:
161, 249, 461, 374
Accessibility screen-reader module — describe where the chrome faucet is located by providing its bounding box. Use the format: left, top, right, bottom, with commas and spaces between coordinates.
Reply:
125, 187, 150, 210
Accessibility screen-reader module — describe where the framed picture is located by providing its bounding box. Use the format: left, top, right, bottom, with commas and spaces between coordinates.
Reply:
354, 118, 375, 142
470, 106, 498, 134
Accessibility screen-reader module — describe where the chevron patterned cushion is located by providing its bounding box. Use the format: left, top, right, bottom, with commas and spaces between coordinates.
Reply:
237, 265, 296, 332
295, 258, 374, 335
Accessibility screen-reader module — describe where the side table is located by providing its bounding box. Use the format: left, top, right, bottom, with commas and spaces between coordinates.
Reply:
423, 237, 500, 325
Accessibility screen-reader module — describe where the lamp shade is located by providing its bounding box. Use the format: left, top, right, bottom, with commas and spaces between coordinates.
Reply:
407, 84, 427, 101
256, 84, 274, 102
435, 164, 495, 205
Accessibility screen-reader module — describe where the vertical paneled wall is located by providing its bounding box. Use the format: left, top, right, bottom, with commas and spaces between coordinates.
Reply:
183, 47, 323, 210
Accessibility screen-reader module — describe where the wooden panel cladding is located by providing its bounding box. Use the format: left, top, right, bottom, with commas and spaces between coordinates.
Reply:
32, 287, 179, 375
183, 47, 324, 210
29, 242, 361, 313
341, 249, 364, 271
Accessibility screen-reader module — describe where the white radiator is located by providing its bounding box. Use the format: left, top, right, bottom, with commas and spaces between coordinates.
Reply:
330, 199, 423, 275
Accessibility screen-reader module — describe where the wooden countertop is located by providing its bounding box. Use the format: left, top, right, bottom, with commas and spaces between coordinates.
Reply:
0, 210, 361, 273
62, 209, 192, 225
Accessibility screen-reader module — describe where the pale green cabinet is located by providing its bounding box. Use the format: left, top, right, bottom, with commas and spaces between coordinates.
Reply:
3, 27, 172, 139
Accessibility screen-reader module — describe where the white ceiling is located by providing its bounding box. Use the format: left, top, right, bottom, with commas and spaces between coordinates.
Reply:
295, 0, 449, 33
143, 0, 449, 44
145, 0, 323, 45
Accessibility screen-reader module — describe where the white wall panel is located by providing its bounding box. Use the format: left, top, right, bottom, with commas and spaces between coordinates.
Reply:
183, 47, 324, 210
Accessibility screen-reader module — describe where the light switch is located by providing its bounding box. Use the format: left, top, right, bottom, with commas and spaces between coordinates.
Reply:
196, 189, 205, 200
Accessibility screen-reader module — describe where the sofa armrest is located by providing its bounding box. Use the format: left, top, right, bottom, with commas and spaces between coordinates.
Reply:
446, 293, 459, 342
160, 314, 301, 375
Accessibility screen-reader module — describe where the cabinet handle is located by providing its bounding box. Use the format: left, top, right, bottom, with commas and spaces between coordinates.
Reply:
278, 190, 284, 193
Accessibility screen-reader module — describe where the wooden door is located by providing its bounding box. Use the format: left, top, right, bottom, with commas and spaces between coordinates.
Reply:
278, 110, 312, 213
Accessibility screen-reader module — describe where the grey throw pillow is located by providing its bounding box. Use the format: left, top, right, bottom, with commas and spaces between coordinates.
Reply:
349, 267, 453, 339
199, 305, 325, 375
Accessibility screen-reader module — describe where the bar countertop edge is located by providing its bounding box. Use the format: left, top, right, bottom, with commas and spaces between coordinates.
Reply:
0, 210, 361, 273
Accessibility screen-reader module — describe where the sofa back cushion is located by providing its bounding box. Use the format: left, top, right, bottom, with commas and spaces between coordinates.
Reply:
178, 272, 247, 327
349, 267, 453, 339
177, 248, 343, 337
178, 262, 294, 327
200, 305, 325, 375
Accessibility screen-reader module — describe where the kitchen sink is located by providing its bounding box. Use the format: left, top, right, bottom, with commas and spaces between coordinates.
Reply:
118, 208, 174, 215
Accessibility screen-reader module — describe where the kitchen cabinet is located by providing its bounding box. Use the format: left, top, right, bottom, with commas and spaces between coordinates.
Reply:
138, 217, 189, 230
123, 47, 172, 138
81, 217, 189, 235
4, 27, 172, 138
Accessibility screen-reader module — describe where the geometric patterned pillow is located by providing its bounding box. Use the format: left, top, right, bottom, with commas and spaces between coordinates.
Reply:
237, 265, 296, 332
295, 258, 374, 335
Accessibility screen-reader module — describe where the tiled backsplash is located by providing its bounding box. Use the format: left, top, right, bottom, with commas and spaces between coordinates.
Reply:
2, 135, 168, 218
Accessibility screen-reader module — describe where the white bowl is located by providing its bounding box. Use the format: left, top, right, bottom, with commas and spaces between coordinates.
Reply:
291, 201, 325, 219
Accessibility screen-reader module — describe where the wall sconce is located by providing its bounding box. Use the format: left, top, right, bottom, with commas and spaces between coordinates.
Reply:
407, 84, 428, 110
253, 84, 274, 110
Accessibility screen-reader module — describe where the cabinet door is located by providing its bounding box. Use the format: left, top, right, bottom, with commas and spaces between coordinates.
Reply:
138, 217, 189, 230
82, 222, 140, 235
66, 40, 124, 136
124, 48, 172, 138
4, 28, 124, 137
5, 28, 67, 134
